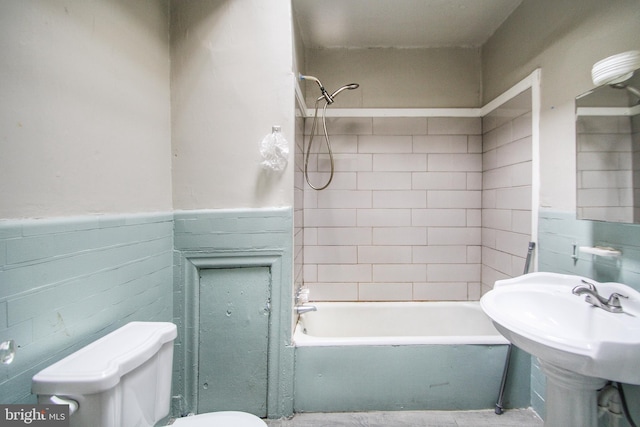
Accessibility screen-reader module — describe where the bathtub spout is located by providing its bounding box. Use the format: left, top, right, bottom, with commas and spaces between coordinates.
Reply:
295, 305, 317, 314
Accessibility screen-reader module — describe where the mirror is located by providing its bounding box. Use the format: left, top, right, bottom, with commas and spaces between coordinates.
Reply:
576, 70, 640, 223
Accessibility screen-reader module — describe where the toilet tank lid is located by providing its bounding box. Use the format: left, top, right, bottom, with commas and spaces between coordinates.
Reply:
32, 322, 177, 396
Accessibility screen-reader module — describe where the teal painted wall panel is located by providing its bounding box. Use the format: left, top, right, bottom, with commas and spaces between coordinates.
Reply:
0, 213, 174, 404
198, 267, 270, 416
173, 208, 295, 419
537, 209, 640, 423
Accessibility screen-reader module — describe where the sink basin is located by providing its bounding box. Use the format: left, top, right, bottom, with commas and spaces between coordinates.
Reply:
481, 272, 640, 385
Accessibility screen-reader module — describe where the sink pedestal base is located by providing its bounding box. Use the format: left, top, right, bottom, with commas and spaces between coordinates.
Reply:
539, 360, 606, 427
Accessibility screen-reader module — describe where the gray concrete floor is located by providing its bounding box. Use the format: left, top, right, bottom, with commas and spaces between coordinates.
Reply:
265, 409, 543, 427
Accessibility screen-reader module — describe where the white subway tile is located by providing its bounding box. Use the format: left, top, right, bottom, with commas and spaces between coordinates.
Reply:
307, 282, 359, 301
413, 282, 468, 300
317, 227, 372, 245
495, 230, 532, 257
412, 172, 467, 190
304, 227, 318, 245
373, 264, 426, 282
467, 172, 482, 190
359, 283, 413, 300
427, 190, 481, 209
496, 186, 531, 210
373, 191, 427, 208
427, 263, 480, 282
304, 245, 358, 264
467, 246, 481, 263
317, 190, 372, 209
304, 209, 357, 227
428, 153, 482, 172
359, 246, 412, 263
373, 227, 427, 245
358, 172, 412, 190
496, 137, 532, 167
513, 112, 532, 140
413, 245, 467, 263
358, 135, 412, 153
428, 117, 481, 135
303, 264, 317, 282
412, 135, 468, 153
428, 227, 481, 245
412, 209, 466, 227
318, 264, 372, 282
467, 209, 481, 227
319, 154, 372, 173
373, 153, 427, 171
358, 209, 411, 226
482, 247, 512, 276
373, 117, 427, 135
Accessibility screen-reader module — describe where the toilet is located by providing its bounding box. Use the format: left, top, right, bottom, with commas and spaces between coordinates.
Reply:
32, 322, 267, 427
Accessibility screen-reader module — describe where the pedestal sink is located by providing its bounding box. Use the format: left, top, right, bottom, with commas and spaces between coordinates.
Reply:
480, 272, 640, 427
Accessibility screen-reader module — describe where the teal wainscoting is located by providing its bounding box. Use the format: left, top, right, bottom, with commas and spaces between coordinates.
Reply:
173, 208, 294, 419
537, 209, 640, 423
0, 212, 174, 403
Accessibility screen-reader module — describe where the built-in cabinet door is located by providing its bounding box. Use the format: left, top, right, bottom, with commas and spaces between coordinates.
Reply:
197, 267, 271, 417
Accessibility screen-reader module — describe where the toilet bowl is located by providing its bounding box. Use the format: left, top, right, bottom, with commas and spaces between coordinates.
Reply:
32, 322, 267, 427
172, 411, 267, 426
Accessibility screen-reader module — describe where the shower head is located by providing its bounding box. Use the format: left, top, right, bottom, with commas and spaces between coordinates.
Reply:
330, 83, 360, 100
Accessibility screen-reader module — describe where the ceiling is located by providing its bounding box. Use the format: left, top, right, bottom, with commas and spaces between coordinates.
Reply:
292, 0, 523, 49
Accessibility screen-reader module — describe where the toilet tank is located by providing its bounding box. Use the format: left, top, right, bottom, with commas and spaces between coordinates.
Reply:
32, 322, 177, 427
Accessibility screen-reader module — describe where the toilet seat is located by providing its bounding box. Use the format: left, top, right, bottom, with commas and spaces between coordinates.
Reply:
171, 411, 268, 426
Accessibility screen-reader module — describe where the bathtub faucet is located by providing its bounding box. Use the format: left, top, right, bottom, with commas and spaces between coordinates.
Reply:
295, 287, 317, 314
572, 280, 627, 313
295, 305, 317, 314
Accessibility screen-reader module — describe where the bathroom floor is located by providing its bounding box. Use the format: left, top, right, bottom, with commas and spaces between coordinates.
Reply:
265, 409, 543, 426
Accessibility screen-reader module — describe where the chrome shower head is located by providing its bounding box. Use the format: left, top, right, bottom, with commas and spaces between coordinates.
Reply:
330, 83, 360, 100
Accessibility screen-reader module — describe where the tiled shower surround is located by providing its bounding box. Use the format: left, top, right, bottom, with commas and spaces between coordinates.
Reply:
297, 95, 533, 301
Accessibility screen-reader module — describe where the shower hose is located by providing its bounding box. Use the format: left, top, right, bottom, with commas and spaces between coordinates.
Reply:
304, 97, 334, 191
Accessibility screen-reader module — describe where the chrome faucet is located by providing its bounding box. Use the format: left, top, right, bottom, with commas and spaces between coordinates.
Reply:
572, 280, 628, 313
295, 287, 317, 314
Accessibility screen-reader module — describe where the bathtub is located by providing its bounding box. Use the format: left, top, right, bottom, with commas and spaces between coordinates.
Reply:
292, 301, 526, 413
293, 301, 508, 346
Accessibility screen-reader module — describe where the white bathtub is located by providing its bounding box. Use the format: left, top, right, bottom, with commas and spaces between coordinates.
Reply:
293, 301, 508, 346
292, 301, 516, 412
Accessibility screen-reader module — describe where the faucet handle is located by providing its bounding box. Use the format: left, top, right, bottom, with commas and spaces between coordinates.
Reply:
607, 292, 628, 308
581, 279, 598, 292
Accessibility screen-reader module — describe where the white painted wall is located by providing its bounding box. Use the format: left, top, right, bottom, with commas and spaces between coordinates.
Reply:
170, 0, 295, 210
0, 0, 172, 219
482, 0, 640, 213
303, 47, 482, 108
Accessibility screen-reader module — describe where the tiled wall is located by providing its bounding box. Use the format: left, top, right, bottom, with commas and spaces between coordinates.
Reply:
576, 115, 634, 222
481, 90, 533, 293
0, 213, 174, 403
302, 116, 483, 301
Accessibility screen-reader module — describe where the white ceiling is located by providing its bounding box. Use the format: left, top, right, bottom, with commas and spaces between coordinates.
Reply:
292, 0, 523, 49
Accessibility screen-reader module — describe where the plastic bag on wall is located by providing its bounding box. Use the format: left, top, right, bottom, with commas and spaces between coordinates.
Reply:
260, 126, 289, 172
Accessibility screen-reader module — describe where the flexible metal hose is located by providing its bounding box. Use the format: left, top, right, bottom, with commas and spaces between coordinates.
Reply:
304, 97, 334, 191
